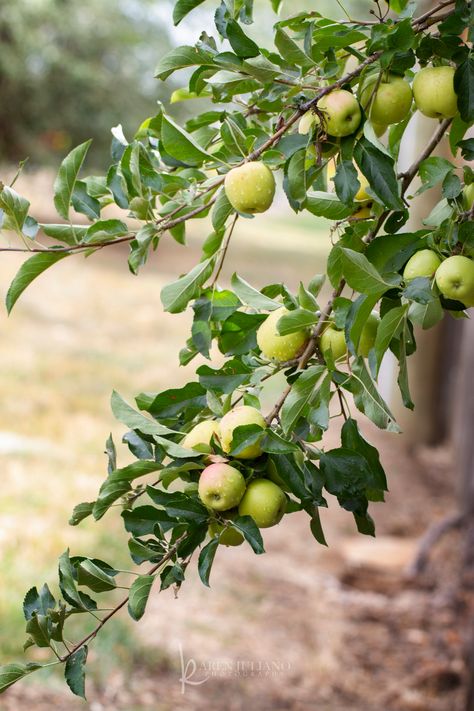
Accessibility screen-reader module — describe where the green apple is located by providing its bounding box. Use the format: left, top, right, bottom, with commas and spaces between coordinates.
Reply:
319, 324, 347, 361
361, 74, 412, 125
372, 122, 388, 137
198, 463, 246, 511
182, 420, 219, 451
219, 405, 266, 459
413, 66, 458, 119
357, 312, 380, 358
238, 478, 286, 528
224, 161, 275, 214
317, 90, 362, 137
298, 111, 318, 135
463, 184, 474, 210
435, 255, 474, 304
256, 307, 308, 362
208, 514, 244, 546
267, 458, 290, 493
403, 249, 442, 281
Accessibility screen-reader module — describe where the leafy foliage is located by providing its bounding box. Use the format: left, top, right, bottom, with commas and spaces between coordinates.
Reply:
0, 0, 472, 699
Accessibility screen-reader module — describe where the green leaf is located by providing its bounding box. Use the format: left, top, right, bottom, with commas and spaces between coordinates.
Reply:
261, 430, 299, 454
305, 191, 353, 220
65, 647, 88, 700
84, 219, 128, 244
0, 663, 43, 694
0, 186, 30, 235
173, 0, 209, 24
402, 277, 434, 305
6, 252, 68, 314
69, 502, 94, 526
197, 358, 251, 394
275, 27, 314, 67
276, 308, 318, 335
340, 248, 392, 296
229, 424, 265, 456
111, 391, 176, 436
23, 584, 55, 621
93, 461, 164, 520
230, 273, 280, 310
232, 515, 265, 554
454, 57, 474, 124
41, 223, 88, 245
155, 45, 214, 80
281, 365, 325, 434
334, 160, 359, 204
373, 305, 407, 376
198, 538, 219, 587
58, 550, 97, 611
138, 382, 207, 420
337, 358, 400, 432
212, 189, 234, 231
417, 157, 454, 194
408, 299, 443, 330
341, 418, 387, 493
128, 575, 155, 621
25, 613, 52, 648
161, 115, 213, 165
226, 19, 260, 58
161, 258, 214, 313
310, 510, 327, 546
53, 140, 92, 220
354, 138, 403, 210
77, 560, 116, 593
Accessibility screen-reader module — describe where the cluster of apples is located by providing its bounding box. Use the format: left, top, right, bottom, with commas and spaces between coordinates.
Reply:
223, 65, 460, 218
403, 249, 474, 308
183, 405, 287, 546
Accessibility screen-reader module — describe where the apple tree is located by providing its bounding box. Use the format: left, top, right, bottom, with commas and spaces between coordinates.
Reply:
0, 0, 473, 699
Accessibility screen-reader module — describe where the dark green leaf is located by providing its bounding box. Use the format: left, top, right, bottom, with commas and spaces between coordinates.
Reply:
65, 647, 88, 700
198, 538, 219, 586
128, 575, 155, 621
6, 252, 68, 314
53, 140, 92, 220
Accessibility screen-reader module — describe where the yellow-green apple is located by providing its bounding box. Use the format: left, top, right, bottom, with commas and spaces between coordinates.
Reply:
361, 74, 412, 125
319, 324, 347, 361
208, 514, 244, 546
317, 90, 362, 137
219, 405, 266, 459
463, 184, 474, 210
413, 66, 458, 119
298, 112, 318, 135
403, 249, 441, 281
182, 420, 219, 451
372, 122, 388, 137
224, 161, 275, 214
357, 312, 380, 358
238, 478, 286, 528
435, 255, 474, 304
198, 463, 246, 511
256, 307, 308, 362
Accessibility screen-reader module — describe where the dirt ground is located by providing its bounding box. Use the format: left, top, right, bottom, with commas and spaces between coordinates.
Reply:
0, 170, 472, 711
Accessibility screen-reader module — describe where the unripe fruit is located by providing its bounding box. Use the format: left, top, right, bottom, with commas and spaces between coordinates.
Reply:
198, 463, 246, 511
208, 517, 244, 546
358, 312, 380, 358
317, 90, 362, 137
238, 478, 286, 528
182, 420, 219, 451
413, 66, 458, 119
219, 406, 266, 459
351, 202, 373, 220
463, 184, 474, 211
224, 162, 275, 214
256, 307, 308, 362
298, 112, 318, 135
372, 122, 388, 137
319, 325, 347, 361
361, 74, 413, 125
403, 249, 442, 281
435, 255, 474, 305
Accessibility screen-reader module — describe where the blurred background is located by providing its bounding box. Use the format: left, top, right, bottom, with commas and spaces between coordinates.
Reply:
0, 1, 473, 710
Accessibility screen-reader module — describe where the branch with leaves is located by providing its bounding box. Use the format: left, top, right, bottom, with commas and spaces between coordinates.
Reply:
0, 0, 473, 699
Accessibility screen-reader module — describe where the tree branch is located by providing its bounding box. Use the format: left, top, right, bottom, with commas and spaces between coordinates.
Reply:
59, 532, 188, 662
